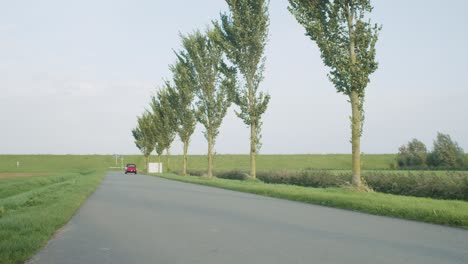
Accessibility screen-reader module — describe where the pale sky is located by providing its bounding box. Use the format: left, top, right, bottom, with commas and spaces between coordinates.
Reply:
1, 0, 467, 155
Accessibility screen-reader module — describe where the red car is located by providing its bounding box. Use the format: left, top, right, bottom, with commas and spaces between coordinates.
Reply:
125, 164, 137, 174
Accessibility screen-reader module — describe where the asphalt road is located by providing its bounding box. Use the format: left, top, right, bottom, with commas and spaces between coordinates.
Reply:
28, 172, 468, 264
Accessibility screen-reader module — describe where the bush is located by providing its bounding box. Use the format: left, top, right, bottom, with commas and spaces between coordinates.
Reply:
365, 172, 468, 200
180, 169, 468, 201
186, 170, 205, 177
257, 170, 350, 188
256, 170, 468, 201
428, 133, 466, 168
216, 170, 250, 180
397, 138, 428, 168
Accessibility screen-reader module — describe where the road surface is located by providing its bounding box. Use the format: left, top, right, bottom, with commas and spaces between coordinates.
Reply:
28, 172, 468, 264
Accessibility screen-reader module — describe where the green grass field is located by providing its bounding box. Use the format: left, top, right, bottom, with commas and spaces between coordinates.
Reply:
0, 154, 467, 263
0, 154, 398, 173
0, 155, 119, 173
4, 154, 466, 175
0, 159, 105, 264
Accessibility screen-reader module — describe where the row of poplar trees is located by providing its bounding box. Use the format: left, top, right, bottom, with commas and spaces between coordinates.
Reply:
133, 0, 381, 191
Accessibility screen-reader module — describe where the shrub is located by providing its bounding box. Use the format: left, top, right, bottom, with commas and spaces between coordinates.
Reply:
365, 172, 468, 200
216, 170, 250, 180
397, 138, 428, 168
428, 133, 466, 168
180, 169, 468, 201
186, 170, 205, 177
257, 170, 350, 188
256, 170, 468, 201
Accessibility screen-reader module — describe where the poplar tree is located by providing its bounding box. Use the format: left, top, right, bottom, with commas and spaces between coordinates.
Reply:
180, 29, 235, 178
214, 0, 271, 179
167, 57, 197, 175
149, 88, 177, 171
428, 133, 466, 168
288, 0, 381, 190
132, 112, 156, 172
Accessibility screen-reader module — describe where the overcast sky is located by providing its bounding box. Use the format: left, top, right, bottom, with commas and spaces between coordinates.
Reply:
1, 0, 467, 155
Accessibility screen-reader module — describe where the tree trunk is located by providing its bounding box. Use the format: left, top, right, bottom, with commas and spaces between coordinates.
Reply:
183, 140, 189, 176
166, 148, 170, 173
347, 8, 364, 190
144, 155, 148, 173
250, 121, 257, 179
248, 77, 257, 179
207, 132, 214, 178
350, 91, 362, 189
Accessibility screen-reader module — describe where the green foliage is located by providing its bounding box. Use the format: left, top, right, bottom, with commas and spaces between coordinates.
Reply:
214, 0, 271, 129
428, 132, 466, 168
171, 38, 200, 174
288, 0, 381, 187
257, 170, 349, 187
256, 170, 468, 201
149, 87, 178, 159
397, 138, 428, 168
180, 30, 234, 140
288, 0, 380, 98
185, 168, 468, 201
186, 169, 205, 177
216, 170, 250, 180
133, 112, 156, 159
168, 57, 197, 147
214, 0, 271, 178
178, 29, 235, 177
365, 172, 468, 201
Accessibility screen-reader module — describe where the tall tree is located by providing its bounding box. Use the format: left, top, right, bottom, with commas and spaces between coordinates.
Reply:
397, 139, 428, 168
180, 29, 235, 178
214, 0, 271, 179
428, 132, 465, 168
132, 112, 156, 172
288, 0, 381, 190
168, 57, 197, 176
149, 88, 177, 171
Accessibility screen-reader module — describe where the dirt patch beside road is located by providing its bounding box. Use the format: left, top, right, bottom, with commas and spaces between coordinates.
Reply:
0, 173, 50, 179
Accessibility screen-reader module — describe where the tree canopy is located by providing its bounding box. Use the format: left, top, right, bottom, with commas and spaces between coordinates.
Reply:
288, 0, 381, 189
179, 29, 235, 177
214, 0, 271, 178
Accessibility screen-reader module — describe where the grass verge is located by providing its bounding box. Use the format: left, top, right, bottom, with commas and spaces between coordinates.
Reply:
0, 170, 106, 264
153, 173, 468, 229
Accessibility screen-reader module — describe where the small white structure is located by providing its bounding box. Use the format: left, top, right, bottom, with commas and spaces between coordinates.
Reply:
148, 163, 163, 173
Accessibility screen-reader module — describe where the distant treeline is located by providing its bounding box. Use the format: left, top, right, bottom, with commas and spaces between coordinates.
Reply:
396, 133, 467, 170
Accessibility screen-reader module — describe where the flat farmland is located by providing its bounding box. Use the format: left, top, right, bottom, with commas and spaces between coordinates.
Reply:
1, 154, 398, 173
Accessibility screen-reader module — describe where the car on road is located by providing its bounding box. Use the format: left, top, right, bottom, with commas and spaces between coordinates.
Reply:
125, 164, 137, 174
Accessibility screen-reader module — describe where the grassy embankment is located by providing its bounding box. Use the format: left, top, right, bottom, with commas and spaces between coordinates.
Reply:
0, 156, 107, 264
154, 173, 468, 229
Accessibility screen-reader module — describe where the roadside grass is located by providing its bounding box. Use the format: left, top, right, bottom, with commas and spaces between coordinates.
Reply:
153, 173, 468, 229
0, 170, 105, 264
0, 155, 120, 173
